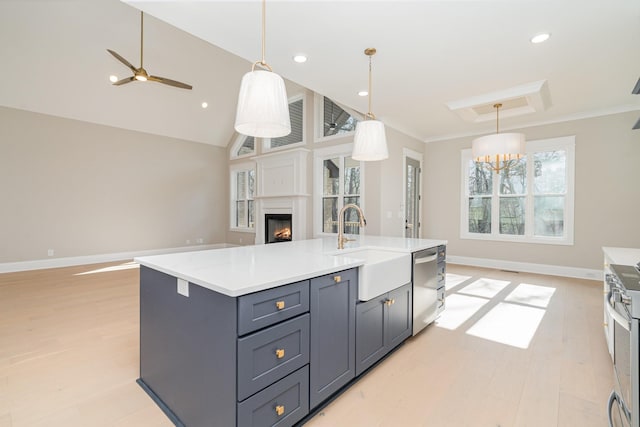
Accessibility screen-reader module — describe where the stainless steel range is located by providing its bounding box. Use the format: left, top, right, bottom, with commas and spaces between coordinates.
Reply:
607, 262, 640, 427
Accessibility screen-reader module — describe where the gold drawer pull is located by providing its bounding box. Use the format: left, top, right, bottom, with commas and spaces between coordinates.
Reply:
384, 299, 395, 306
275, 300, 285, 310
275, 405, 285, 416
275, 348, 285, 359
334, 275, 341, 283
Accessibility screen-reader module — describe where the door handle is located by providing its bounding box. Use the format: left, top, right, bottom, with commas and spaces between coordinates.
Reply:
415, 254, 437, 264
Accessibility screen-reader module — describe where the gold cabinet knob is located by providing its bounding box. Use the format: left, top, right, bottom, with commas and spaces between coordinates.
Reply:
275, 300, 285, 310
385, 299, 395, 306
275, 405, 285, 416
334, 275, 341, 283
275, 348, 285, 359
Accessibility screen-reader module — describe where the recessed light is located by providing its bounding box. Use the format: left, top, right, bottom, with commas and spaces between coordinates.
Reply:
530, 33, 550, 44
293, 54, 307, 63
358, 91, 368, 97
201, 102, 208, 109
109, 75, 118, 83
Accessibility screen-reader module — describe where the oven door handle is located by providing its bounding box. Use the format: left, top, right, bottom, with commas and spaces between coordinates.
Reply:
606, 294, 631, 332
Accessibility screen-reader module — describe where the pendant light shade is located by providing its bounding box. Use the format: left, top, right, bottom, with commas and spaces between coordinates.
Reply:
471, 103, 525, 173
352, 47, 389, 162
352, 119, 388, 161
235, 70, 291, 138
233, 0, 291, 138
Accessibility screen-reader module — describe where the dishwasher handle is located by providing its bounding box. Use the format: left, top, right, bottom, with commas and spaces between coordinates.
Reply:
414, 254, 437, 264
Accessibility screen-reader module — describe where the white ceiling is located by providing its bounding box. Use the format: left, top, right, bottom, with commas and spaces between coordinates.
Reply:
2, 0, 639, 147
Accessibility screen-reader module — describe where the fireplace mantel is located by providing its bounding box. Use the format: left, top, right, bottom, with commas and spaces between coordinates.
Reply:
252, 148, 310, 244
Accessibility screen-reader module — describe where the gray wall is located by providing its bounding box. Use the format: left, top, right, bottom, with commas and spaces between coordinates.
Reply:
0, 107, 228, 263
423, 110, 640, 270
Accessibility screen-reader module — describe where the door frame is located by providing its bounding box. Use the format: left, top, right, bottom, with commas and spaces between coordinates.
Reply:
402, 148, 423, 238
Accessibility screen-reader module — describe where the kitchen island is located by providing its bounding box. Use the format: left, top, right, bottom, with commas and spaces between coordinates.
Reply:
135, 236, 446, 427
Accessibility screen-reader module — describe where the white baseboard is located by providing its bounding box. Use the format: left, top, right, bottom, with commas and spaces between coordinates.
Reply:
0, 244, 231, 274
447, 255, 603, 282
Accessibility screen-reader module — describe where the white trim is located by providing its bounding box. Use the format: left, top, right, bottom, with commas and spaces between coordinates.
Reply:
424, 105, 640, 143
447, 255, 602, 281
0, 244, 230, 274
402, 148, 423, 238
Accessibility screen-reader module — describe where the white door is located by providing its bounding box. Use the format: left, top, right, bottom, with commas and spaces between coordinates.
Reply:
405, 157, 421, 238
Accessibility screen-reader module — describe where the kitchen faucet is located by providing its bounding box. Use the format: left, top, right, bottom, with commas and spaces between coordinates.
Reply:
337, 204, 366, 249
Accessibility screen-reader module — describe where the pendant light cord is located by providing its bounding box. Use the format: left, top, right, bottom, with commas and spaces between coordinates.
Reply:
494, 103, 502, 134
251, 0, 272, 72
140, 11, 144, 68
261, 0, 266, 66
368, 55, 373, 118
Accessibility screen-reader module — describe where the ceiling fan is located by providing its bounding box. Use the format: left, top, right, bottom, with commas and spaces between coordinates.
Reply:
107, 11, 192, 90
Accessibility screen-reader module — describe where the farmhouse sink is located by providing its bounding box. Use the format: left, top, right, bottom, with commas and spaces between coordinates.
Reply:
333, 249, 411, 301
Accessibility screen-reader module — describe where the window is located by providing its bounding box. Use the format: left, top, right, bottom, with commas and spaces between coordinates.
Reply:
231, 134, 255, 158
264, 95, 305, 151
230, 164, 255, 230
461, 136, 575, 245
314, 94, 360, 142
314, 145, 364, 236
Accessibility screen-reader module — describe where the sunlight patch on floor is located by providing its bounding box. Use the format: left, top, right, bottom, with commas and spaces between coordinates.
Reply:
466, 302, 546, 349
445, 273, 472, 291
505, 283, 556, 308
436, 294, 489, 330
75, 262, 139, 276
457, 277, 511, 299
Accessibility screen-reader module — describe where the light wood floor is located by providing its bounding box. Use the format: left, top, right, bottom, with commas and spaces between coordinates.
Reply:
0, 262, 613, 427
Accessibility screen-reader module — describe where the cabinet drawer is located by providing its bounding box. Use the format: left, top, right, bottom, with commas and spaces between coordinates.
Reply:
238, 314, 310, 401
238, 280, 310, 336
237, 365, 309, 427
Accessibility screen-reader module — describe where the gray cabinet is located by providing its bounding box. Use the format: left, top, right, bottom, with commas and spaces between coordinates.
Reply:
355, 283, 412, 376
309, 269, 357, 409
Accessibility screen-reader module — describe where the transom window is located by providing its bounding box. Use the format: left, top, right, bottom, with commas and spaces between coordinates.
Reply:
461, 136, 575, 245
264, 96, 305, 151
314, 95, 360, 141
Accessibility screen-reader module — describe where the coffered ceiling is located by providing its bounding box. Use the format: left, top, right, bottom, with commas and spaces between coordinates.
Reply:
1, 0, 639, 147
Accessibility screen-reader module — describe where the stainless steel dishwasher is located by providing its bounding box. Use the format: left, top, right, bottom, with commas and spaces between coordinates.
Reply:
412, 246, 446, 335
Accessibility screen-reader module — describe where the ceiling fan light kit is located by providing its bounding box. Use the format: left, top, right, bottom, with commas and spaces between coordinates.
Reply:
107, 11, 192, 90
471, 103, 526, 173
234, 0, 291, 138
352, 47, 389, 162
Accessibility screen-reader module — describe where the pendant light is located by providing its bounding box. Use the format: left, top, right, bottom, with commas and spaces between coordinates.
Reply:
471, 103, 525, 174
352, 48, 389, 161
234, 0, 291, 138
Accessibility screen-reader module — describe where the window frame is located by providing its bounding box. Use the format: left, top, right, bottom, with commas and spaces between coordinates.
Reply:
230, 133, 256, 160
313, 143, 366, 237
460, 136, 575, 245
263, 93, 307, 153
229, 161, 256, 233
313, 93, 363, 143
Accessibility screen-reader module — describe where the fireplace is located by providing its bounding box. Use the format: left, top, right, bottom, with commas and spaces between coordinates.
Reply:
265, 214, 292, 244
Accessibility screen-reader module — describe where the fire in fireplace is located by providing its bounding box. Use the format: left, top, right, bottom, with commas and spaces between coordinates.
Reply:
265, 214, 293, 244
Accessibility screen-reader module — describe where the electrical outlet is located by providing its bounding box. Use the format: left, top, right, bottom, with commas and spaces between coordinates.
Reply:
177, 278, 189, 297
239, 237, 243, 244
186, 239, 191, 245
196, 238, 203, 244
47, 249, 54, 257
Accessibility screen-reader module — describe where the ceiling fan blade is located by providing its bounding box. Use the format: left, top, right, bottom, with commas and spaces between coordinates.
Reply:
112, 76, 135, 86
107, 49, 137, 73
148, 75, 192, 90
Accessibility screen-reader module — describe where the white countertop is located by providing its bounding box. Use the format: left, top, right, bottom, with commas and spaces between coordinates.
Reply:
135, 236, 447, 297
603, 247, 640, 266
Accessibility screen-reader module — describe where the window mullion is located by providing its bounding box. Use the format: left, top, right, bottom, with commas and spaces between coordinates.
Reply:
492, 169, 500, 237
